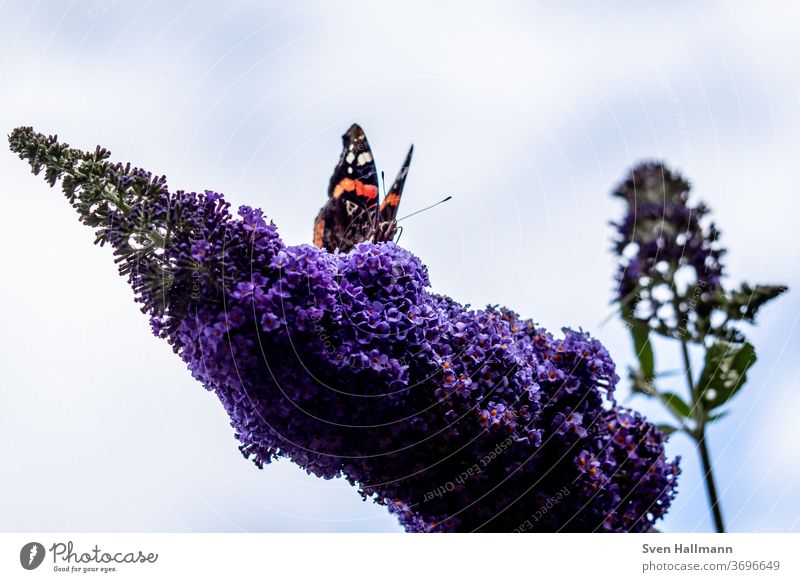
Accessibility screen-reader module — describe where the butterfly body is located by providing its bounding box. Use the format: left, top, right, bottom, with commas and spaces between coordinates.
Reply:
313, 124, 413, 253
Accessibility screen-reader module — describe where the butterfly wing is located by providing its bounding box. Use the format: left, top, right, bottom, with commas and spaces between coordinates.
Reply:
379, 144, 413, 223
374, 144, 414, 242
313, 124, 380, 252
327, 123, 380, 204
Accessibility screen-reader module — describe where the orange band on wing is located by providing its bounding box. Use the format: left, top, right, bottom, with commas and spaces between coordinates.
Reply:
332, 178, 354, 198
381, 193, 401, 208
354, 181, 378, 200
332, 178, 377, 201
313, 218, 325, 247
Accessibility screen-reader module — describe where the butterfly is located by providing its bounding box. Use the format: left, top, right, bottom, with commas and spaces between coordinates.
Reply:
313, 123, 413, 253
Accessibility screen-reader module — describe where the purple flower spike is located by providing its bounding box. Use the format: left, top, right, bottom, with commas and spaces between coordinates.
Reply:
9, 127, 680, 532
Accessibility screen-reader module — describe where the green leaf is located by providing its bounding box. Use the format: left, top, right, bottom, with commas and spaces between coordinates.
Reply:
629, 319, 655, 382
661, 392, 693, 419
707, 410, 730, 423
656, 423, 679, 436
723, 283, 788, 324
629, 367, 656, 395
697, 341, 757, 411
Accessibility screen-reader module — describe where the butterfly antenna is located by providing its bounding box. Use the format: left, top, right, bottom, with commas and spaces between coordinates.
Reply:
396, 196, 453, 222
373, 170, 386, 241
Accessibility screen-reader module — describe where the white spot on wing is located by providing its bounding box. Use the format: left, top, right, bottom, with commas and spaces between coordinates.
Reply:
357, 152, 373, 165
345, 152, 355, 163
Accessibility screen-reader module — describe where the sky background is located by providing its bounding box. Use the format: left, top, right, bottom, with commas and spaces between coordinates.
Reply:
1, 0, 798, 533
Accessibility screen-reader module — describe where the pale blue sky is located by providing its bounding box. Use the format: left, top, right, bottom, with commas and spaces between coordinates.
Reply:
1, 0, 798, 532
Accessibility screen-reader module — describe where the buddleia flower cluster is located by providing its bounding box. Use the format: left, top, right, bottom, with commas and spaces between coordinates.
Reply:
612, 162, 786, 344
10, 127, 679, 532
612, 162, 724, 321
610, 161, 786, 532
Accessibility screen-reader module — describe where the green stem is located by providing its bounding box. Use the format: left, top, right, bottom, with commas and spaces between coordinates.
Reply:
695, 428, 725, 533
679, 333, 726, 533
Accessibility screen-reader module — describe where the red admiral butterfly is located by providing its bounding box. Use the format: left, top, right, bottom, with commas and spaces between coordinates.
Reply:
313, 123, 413, 253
